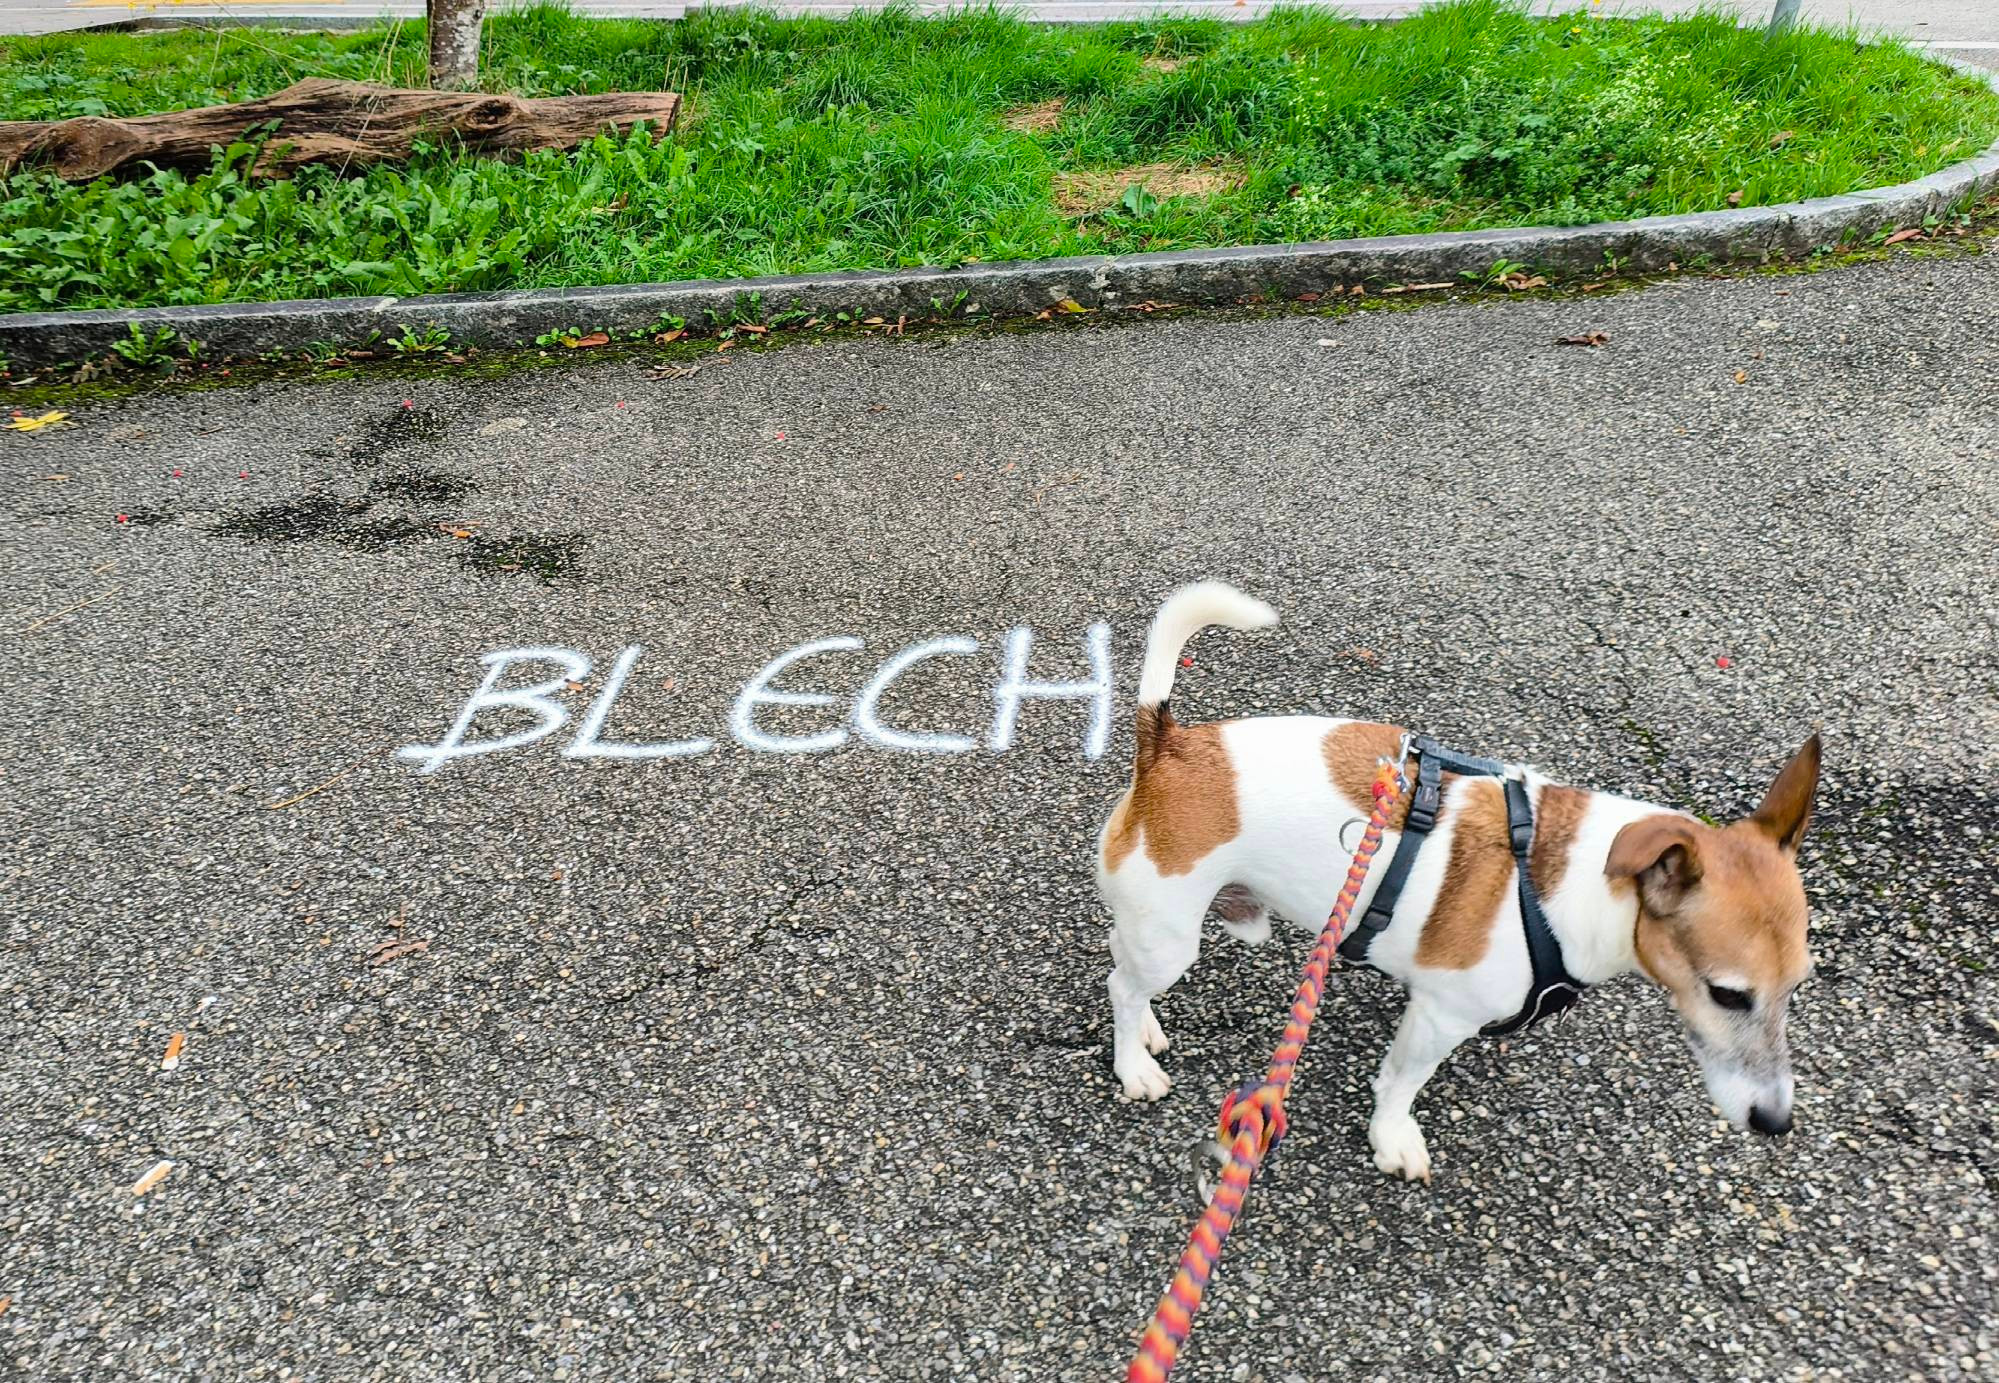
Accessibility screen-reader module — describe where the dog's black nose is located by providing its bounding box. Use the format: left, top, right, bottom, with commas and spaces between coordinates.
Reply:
1748, 1105, 1793, 1137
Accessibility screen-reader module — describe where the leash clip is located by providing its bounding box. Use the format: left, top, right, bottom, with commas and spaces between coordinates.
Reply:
1187, 1137, 1229, 1207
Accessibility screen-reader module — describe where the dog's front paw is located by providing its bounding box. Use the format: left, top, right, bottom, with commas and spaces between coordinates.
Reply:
1117, 1051, 1173, 1102
1369, 1115, 1432, 1184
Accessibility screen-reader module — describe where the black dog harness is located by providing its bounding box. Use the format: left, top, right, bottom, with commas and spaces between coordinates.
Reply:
1337, 735, 1586, 1037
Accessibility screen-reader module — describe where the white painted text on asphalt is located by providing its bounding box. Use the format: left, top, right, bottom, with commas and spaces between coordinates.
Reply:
398, 625, 1112, 773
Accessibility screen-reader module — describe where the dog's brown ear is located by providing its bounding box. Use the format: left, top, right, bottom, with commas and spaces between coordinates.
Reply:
1750, 733, 1820, 856
1608, 815, 1703, 916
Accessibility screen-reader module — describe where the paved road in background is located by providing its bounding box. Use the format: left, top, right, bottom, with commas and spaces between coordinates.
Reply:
4, 249, 1996, 1380
3, 0, 1998, 62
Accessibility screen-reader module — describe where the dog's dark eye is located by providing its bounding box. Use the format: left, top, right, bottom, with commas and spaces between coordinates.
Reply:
1707, 982, 1754, 1012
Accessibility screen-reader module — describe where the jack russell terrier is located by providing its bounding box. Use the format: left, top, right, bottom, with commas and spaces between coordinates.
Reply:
1097, 582, 1819, 1182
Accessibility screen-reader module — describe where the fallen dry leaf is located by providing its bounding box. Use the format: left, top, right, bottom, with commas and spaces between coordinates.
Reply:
1726, 190, 1744, 207
367, 937, 430, 966
436, 523, 476, 539
1381, 282, 1452, 295
1504, 273, 1549, 291
649, 363, 701, 381
563, 679, 586, 692
0, 1296, 10, 1317
1347, 647, 1380, 665
654, 329, 685, 345
161, 1032, 186, 1070
1556, 332, 1611, 347
1769, 129, 1795, 149
736, 323, 768, 336
131, 1159, 173, 1197
588, 195, 629, 217
563, 332, 611, 350
1055, 298, 1090, 315
6, 410, 71, 432
1883, 227, 1924, 246
1580, 282, 1610, 293
1295, 291, 1322, 303
1733, 370, 1748, 384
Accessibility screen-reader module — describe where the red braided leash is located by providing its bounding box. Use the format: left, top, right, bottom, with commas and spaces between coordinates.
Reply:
1127, 759, 1405, 1383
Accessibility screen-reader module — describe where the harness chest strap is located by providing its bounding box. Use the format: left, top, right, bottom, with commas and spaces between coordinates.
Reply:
1336, 736, 1586, 1036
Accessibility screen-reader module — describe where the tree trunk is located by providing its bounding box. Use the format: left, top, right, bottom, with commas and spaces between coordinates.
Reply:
0, 79, 681, 182
429, 0, 489, 90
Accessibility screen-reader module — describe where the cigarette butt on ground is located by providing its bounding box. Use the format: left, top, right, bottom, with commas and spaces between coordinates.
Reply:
161, 1032, 186, 1070
131, 1159, 173, 1197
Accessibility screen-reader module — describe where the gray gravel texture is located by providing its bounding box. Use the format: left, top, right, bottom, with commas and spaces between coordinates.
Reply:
3, 249, 1996, 1383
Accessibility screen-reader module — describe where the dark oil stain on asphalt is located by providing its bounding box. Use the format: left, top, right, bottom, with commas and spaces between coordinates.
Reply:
349, 401, 449, 462
207, 402, 583, 582
455, 532, 587, 581
214, 494, 432, 552
369, 469, 476, 503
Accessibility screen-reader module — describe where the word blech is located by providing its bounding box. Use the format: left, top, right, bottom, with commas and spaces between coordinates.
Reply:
399, 625, 1113, 773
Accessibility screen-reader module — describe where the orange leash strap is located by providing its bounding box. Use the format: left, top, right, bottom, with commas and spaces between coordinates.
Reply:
1127, 759, 1404, 1383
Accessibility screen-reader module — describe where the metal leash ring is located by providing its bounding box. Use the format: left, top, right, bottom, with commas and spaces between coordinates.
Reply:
1338, 817, 1366, 854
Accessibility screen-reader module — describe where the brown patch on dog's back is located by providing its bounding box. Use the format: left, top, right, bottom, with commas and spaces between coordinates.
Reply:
1102, 707, 1240, 877
1416, 779, 1514, 969
1529, 784, 1592, 901
1322, 720, 1415, 827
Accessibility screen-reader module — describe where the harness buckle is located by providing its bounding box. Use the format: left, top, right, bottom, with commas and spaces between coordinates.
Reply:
1509, 810, 1535, 855
1406, 775, 1443, 833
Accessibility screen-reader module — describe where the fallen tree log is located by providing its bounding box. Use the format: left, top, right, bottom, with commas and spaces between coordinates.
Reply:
0, 78, 681, 182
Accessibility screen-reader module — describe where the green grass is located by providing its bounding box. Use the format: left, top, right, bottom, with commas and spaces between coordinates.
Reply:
2, 1, 1994, 313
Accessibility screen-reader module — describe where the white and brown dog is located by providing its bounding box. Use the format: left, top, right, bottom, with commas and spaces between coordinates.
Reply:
1097, 582, 1819, 1182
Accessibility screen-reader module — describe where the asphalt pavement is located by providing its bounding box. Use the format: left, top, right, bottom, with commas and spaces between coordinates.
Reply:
3, 248, 1997, 1381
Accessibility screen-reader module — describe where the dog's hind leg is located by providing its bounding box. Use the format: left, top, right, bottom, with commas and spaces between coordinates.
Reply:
1106, 896, 1203, 1102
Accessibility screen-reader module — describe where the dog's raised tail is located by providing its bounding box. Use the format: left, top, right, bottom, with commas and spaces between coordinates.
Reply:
1136, 581, 1279, 716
